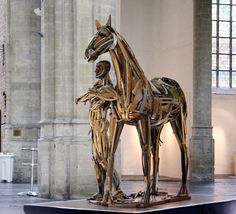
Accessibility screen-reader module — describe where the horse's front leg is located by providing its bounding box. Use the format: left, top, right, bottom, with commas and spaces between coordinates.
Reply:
102, 113, 124, 204
151, 125, 164, 195
136, 117, 151, 204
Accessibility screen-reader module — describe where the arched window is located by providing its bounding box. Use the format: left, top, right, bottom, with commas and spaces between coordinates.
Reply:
212, 0, 236, 88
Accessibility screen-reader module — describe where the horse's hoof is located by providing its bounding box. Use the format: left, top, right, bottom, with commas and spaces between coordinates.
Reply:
113, 189, 129, 200
88, 192, 103, 201
150, 185, 159, 195
102, 190, 113, 204
177, 184, 189, 197
141, 190, 150, 204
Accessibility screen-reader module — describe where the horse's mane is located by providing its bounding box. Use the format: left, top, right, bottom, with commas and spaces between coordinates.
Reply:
109, 26, 145, 78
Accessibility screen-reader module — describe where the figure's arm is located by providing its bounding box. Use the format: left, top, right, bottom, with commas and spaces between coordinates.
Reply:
75, 92, 91, 104
75, 80, 103, 104
95, 85, 118, 101
76, 84, 117, 104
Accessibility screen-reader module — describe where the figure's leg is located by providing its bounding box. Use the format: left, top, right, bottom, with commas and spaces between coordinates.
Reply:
90, 158, 106, 200
89, 110, 107, 201
136, 117, 151, 204
103, 113, 124, 204
100, 113, 123, 198
170, 110, 189, 196
151, 126, 163, 195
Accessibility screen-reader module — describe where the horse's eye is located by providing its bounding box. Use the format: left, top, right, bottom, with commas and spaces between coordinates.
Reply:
98, 31, 107, 37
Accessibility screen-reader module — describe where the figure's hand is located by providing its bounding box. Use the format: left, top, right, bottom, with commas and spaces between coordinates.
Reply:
75, 97, 81, 104
75, 92, 92, 104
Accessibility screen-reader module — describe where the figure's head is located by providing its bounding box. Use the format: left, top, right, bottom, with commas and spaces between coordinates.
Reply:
85, 15, 117, 62
95, 60, 111, 79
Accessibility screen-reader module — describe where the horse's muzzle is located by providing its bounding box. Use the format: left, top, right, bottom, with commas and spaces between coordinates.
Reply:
85, 48, 97, 62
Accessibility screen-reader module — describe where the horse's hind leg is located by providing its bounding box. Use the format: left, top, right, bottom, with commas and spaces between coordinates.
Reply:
170, 111, 189, 197
151, 126, 163, 195
136, 117, 151, 203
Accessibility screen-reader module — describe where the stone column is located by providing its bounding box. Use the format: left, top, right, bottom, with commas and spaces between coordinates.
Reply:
190, 0, 214, 181
38, 0, 55, 198
3, 0, 41, 182
39, 0, 79, 199
38, 0, 117, 199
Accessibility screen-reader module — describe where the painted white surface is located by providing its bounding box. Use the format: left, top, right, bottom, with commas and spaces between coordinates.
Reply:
119, 0, 193, 178
155, 0, 193, 178
119, 0, 236, 176
120, 0, 157, 176
212, 94, 236, 175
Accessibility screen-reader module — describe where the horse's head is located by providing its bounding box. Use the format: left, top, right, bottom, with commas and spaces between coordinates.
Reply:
85, 15, 117, 62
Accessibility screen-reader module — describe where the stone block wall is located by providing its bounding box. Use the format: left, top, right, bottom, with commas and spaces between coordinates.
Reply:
190, 0, 214, 181
38, 0, 117, 199
2, 0, 41, 182
0, 0, 7, 146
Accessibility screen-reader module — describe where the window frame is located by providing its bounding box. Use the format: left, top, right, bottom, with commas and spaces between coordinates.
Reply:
212, 0, 236, 93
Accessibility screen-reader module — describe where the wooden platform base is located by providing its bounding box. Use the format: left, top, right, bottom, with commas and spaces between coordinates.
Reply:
89, 193, 191, 208
24, 195, 236, 214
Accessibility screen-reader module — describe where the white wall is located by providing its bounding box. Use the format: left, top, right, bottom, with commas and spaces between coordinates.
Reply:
212, 94, 236, 175
120, 0, 158, 176
157, 0, 193, 178
119, 0, 194, 178
119, 0, 236, 177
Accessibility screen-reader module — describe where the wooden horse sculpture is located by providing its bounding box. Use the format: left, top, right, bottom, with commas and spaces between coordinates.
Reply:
85, 16, 189, 205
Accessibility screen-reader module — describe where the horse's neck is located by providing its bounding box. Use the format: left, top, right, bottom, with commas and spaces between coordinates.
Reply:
109, 36, 146, 92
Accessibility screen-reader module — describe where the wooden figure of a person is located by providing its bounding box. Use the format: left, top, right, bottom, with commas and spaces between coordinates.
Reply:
76, 61, 125, 201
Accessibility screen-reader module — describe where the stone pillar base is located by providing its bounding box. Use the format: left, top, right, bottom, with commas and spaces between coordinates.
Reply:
38, 133, 97, 199
190, 127, 214, 182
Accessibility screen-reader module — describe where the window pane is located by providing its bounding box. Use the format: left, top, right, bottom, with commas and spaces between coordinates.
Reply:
233, 0, 236, 4
232, 55, 236, 69
219, 71, 230, 87
220, 0, 230, 4
212, 38, 217, 53
212, 54, 217, 70
219, 5, 230, 20
233, 6, 236, 21
212, 21, 217, 37
219, 38, 230, 53
212, 0, 217, 3
212, 70, 217, 87
232, 39, 236, 53
219, 54, 230, 70
232, 72, 236, 87
219, 21, 230, 37
212, 4, 217, 20
233, 22, 236, 37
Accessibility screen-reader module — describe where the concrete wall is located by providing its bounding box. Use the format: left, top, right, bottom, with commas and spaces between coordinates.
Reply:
119, 0, 193, 178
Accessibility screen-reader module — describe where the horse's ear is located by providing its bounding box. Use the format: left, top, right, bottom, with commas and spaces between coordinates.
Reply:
106, 15, 111, 26
95, 19, 101, 29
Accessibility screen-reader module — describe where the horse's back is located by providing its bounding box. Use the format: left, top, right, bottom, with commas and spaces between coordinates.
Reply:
150, 77, 187, 114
